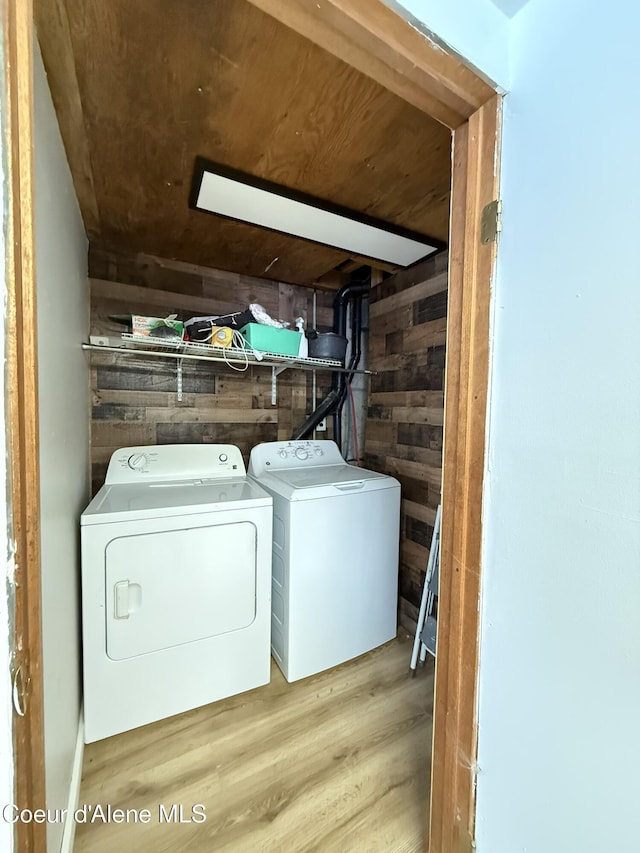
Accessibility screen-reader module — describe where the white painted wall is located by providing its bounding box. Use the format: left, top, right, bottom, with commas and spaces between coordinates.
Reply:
383, 0, 510, 89
474, 2, 640, 851
33, 41, 89, 853
486, 0, 531, 17
400, 1, 640, 850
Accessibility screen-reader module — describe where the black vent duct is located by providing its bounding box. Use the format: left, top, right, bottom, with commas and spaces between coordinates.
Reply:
292, 268, 370, 444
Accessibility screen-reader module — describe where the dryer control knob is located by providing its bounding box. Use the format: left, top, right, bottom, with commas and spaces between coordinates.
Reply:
219, 453, 228, 462
127, 452, 149, 470
295, 447, 310, 460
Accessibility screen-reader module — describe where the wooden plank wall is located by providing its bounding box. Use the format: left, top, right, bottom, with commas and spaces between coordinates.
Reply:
363, 251, 448, 631
88, 247, 334, 494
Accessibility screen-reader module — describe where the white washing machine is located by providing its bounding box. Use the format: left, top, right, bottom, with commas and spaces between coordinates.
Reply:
248, 440, 400, 682
81, 444, 272, 742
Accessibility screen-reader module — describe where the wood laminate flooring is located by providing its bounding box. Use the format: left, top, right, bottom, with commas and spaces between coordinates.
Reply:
74, 635, 434, 852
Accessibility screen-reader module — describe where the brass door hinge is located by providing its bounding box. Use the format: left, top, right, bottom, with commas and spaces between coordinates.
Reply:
481, 199, 502, 244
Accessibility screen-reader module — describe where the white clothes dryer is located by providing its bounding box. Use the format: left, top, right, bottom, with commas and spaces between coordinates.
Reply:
81, 444, 272, 742
248, 440, 400, 682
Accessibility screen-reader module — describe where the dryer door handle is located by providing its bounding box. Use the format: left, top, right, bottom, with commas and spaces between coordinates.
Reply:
114, 581, 130, 619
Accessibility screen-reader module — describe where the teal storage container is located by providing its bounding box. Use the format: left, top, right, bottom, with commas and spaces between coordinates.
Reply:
239, 323, 302, 356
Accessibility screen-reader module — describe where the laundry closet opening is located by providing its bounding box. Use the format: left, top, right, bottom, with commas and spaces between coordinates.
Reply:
31, 0, 458, 849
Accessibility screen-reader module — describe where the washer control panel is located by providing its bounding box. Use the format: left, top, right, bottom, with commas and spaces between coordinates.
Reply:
248, 440, 344, 476
105, 444, 246, 484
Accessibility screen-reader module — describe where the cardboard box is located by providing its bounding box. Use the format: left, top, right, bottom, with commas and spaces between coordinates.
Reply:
131, 316, 184, 341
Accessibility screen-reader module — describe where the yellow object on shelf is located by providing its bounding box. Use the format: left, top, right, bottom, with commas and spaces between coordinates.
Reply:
209, 326, 234, 347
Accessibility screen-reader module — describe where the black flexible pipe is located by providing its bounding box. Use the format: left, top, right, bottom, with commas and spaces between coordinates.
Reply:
328, 277, 368, 448
332, 267, 369, 446
291, 388, 343, 441
332, 293, 363, 446
291, 274, 370, 442
334, 293, 363, 441
343, 296, 363, 457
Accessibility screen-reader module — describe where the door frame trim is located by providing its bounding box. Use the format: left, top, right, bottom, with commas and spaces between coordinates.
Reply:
431, 95, 501, 851
4, 0, 47, 850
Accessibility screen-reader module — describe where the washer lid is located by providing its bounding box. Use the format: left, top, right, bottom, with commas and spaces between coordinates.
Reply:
81, 476, 272, 525
257, 463, 399, 501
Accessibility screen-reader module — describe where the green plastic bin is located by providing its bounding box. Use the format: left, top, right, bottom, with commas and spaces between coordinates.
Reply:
239, 323, 302, 356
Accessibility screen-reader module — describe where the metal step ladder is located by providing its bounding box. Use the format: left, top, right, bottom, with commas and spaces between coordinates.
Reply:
410, 504, 441, 673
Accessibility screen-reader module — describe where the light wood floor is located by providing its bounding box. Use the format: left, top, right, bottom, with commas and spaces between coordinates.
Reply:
74, 635, 434, 853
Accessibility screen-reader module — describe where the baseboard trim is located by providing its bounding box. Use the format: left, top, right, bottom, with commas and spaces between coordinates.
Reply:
60, 708, 84, 853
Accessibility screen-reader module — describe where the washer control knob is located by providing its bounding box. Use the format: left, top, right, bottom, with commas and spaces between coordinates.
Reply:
295, 447, 310, 460
127, 452, 149, 470
278, 449, 288, 459
314, 447, 323, 456
219, 453, 228, 462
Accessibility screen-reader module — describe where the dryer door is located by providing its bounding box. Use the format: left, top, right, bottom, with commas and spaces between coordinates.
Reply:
105, 520, 256, 660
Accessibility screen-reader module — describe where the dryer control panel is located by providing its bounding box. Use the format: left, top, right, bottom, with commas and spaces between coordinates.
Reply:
248, 440, 344, 476
105, 444, 246, 483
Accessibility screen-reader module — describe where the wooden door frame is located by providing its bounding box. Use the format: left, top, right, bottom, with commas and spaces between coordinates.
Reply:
8, 1, 500, 850
246, 3, 502, 851
432, 97, 501, 852
4, 0, 47, 851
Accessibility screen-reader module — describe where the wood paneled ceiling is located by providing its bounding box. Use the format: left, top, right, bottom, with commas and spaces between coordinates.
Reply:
36, 0, 452, 287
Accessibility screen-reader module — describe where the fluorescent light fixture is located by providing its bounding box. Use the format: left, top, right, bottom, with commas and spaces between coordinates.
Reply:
189, 158, 440, 267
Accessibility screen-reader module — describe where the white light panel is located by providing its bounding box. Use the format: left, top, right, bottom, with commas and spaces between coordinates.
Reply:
195, 171, 437, 267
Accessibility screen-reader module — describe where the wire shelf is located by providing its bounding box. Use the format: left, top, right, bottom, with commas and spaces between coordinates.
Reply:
82, 333, 372, 375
